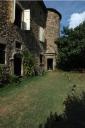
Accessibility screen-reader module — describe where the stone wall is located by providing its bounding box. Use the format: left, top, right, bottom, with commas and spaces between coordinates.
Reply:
45, 10, 60, 54
45, 9, 61, 70
0, 0, 47, 75
20, 1, 47, 72
0, 1, 61, 74
21, 1, 47, 55
0, 1, 23, 74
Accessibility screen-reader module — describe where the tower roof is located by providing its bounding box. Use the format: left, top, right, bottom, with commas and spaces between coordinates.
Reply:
47, 8, 62, 20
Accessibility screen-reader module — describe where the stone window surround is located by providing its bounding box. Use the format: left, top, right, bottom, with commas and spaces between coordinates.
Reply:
13, 1, 30, 30
10, 40, 23, 61
15, 40, 22, 50
15, 1, 24, 29
10, 39, 24, 76
21, 9, 30, 30
39, 26, 45, 42
12, 0, 24, 23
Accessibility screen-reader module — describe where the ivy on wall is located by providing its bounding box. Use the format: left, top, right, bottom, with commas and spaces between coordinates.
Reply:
23, 51, 35, 77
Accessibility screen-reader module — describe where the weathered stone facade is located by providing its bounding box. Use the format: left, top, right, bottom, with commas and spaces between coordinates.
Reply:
0, 0, 61, 76
45, 9, 61, 70
19, 1, 47, 74
0, 1, 24, 75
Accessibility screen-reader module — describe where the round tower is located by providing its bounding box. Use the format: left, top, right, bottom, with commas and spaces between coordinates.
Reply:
45, 8, 61, 70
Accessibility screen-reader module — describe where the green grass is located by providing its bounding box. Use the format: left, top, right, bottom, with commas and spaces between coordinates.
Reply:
0, 71, 85, 128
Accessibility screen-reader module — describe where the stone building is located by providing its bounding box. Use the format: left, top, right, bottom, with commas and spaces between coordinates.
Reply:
45, 8, 61, 70
0, 0, 61, 76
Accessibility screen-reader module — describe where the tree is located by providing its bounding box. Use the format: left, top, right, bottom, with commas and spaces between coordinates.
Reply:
56, 22, 85, 70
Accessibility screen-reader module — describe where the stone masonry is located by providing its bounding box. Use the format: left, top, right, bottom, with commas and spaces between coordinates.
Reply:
0, 0, 61, 76
45, 8, 61, 70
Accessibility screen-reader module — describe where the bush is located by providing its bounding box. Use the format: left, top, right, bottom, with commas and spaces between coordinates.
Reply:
0, 65, 22, 87
40, 87, 85, 128
9, 75, 22, 84
23, 51, 35, 77
0, 65, 11, 87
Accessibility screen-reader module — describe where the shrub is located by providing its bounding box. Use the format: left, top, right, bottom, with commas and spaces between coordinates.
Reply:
0, 65, 10, 87
40, 88, 85, 128
23, 51, 35, 77
9, 75, 22, 84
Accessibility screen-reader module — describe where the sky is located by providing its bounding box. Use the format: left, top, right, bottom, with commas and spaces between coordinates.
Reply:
44, 1, 85, 31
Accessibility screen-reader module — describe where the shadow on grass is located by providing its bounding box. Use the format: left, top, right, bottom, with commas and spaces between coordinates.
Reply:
39, 89, 85, 128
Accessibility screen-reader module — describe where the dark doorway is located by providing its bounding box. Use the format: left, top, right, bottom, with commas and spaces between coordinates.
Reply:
0, 44, 6, 64
40, 54, 43, 64
14, 54, 22, 76
47, 59, 53, 70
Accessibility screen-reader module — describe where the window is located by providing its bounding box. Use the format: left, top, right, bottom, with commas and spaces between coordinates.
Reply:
21, 9, 30, 30
0, 44, 6, 64
14, 4, 22, 28
39, 27, 45, 42
16, 41, 21, 49
14, 3, 30, 30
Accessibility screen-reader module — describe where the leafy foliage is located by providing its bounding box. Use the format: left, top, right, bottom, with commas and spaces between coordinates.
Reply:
40, 88, 85, 128
0, 65, 11, 87
9, 75, 22, 85
23, 51, 35, 77
57, 22, 85, 70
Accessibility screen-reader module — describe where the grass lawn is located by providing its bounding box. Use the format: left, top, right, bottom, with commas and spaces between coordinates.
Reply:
0, 71, 85, 128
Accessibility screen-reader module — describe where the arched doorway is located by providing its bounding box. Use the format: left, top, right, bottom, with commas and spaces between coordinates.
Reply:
14, 53, 22, 76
